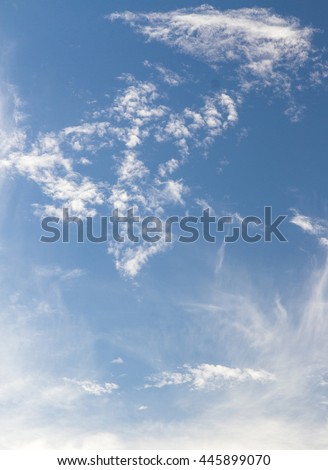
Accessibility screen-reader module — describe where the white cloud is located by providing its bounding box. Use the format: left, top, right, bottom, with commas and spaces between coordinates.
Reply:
112, 81, 165, 121
219, 93, 239, 124
0, 14, 322, 280
63, 122, 109, 138
158, 179, 187, 205
138, 405, 148, 411
0, 75, 240, 277
319, 237, 328, 247
109, 238, 168, 278
34, 266, 85, 281
109, 6, 314, 89
158, 158, 180, 178
310, 61, 328, 86
146, 363, 275, 390
64, 378, 119, 396
111, 357, 124, 364
1, 228, 328, 449
1, 129, 106, 218
144, 60, 185, 87
109, 5, 325, 122
79, 157, 92, 165
146, 371, 191, 389
2, 7, 328, 451
153, 91, 239, 156
290, 210, 328, 238
215, 243, 225, 274
0, 258, 105, 448
159, 114, 191, 154
61, 122, 112, 153
117, 151, 149, 183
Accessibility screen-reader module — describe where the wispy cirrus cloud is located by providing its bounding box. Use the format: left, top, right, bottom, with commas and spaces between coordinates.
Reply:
108, 236, 169, 278
290, 209, 328, 246
108, 4, 324, 122
1, 252, 328, 448
143, 60, 185, 87
34, 266, 86, 281
145, 363, 275, 390
108, 6, 315, 83
64, 378, 119, 396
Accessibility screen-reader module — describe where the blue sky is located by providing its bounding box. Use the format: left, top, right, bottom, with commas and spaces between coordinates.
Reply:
1, 0, 328, 449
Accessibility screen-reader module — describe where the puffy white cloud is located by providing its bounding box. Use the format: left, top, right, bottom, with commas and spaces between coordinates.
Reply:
158, 158, 180, 177
157, 179, 187, 205
113, 82, 164, 120
79, 157, 92, 165
154, 92, 239, 155
117, 151, 149, 183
